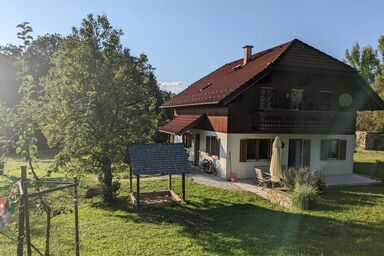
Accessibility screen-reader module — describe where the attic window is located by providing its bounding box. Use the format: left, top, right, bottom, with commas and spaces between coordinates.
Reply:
233, 64, 242, 71
199, 83, 212, 92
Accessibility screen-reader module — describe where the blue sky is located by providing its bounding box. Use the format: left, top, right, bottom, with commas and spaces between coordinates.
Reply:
1, 0, 383, 92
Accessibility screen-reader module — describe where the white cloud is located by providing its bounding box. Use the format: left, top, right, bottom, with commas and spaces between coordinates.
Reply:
158, 81, 183, 93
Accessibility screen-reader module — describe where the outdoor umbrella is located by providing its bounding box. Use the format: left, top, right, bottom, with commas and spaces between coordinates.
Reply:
270, 137, 283, 183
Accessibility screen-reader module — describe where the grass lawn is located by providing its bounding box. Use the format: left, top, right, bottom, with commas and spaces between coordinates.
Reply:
354, 150, 384, 180
0, 151, 383, 255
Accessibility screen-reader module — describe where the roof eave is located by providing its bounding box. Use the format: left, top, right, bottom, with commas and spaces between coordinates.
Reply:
160, 101, 220, 109
354, 75, 384, 110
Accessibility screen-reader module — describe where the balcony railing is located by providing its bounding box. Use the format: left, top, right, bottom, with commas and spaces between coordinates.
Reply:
251, 110, 356, 134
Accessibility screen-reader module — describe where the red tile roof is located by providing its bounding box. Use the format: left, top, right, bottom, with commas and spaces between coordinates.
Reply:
160, 114, 205, 135
161, 39, 356, 108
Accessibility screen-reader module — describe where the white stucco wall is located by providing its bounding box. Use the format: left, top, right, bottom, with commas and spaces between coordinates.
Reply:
188, 129, 229, 179
177, 130, 355, 179
227, 133, 355, 178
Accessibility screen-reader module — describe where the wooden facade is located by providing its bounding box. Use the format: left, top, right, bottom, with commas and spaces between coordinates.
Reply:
173, 69, 362, 135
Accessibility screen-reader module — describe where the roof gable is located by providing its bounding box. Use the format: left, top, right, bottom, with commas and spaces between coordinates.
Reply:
161, 39, 361, 108
275, 40, 355, 71
161, 40, 292, 108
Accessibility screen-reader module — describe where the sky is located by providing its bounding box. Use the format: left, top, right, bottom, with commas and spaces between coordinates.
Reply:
0, 0, 383, 93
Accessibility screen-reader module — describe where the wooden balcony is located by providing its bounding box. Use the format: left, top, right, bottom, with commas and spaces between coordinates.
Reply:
251, 110, 356, 134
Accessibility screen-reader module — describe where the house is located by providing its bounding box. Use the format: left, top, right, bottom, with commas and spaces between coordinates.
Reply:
159, 39, 384, 179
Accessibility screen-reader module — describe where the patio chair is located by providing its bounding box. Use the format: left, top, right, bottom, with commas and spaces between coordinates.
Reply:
255, 168, 271, 187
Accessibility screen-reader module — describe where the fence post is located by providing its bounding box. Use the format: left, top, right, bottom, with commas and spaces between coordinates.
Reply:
21, 166, 32, 256
17, 168, 25, 256
129, 166, 132, 193
182, 173, 186, 201
136, 175, 140, 207
74, 177, 80, 256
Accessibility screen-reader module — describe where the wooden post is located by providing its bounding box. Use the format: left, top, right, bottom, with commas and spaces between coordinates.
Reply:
129, 166, 133, 193
168, 174, 172, 190
74, 177, 80, 256
17, 168, 25, 256
136, 175, 140, 207
182, 173, 186, 201
21, 166, 32, 256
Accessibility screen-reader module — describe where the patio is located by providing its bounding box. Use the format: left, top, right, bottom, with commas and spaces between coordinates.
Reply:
324, 173, 381, 186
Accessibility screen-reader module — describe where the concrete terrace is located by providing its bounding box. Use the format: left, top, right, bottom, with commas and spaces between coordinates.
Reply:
324, 173, 381, 186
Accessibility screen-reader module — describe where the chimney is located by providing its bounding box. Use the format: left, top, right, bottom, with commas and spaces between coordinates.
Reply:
243, 45, 253, 65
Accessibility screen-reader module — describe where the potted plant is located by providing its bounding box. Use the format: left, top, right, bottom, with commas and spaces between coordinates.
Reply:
230, 172, 238, 182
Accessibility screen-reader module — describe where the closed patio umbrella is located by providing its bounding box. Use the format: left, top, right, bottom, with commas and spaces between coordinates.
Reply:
270, 137, 283, 183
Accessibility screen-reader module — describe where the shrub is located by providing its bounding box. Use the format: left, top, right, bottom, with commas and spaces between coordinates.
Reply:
85, 179, 120, 199
282, 167, 325, 191
374, 160, 384, 181
282, 168, 297, 189
84, 186, 101, 198
292, 184, 318, 210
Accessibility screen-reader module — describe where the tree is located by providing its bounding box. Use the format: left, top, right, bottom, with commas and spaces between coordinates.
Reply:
8, 22, 57, 255
0, 45, 21, 106
0, 101, 14, 158
345, 36, 384, 132
345, 42, 381, 84
0, 32, 62, 107
154, 89, 175, 143
41, 14, 160, 203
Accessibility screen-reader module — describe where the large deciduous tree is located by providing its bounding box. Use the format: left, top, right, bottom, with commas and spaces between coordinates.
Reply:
345, 36, 384, 132
41, 14, 160, 203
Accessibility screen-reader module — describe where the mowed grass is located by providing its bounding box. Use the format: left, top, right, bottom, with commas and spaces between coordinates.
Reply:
0, 151, 383, 255
354, 150, 384, 180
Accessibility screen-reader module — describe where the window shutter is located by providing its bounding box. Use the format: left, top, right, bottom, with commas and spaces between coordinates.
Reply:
268, 139, 272, 159
255, 140, 260, 160
240, 139, 247, 162
206, 136, 210, 154
303, 140, 311, 166
320, 140, 327, 160
217, 137, 221, 159
338, 140, 347, 160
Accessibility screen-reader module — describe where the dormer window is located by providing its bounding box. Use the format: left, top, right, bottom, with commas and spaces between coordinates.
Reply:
199, 83, 212, 92
233, 64, 242, 71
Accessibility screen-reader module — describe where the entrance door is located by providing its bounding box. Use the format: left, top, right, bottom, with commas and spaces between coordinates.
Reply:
194, 134, 200, 166
288, 139, 311, 169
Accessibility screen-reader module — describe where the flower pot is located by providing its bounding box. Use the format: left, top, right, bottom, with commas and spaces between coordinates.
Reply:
230, 172, 238, 182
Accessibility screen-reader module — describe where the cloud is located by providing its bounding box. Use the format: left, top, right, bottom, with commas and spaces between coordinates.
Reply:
158, 81, 183, 93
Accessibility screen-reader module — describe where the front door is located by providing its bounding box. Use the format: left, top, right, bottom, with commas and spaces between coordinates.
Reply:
194, 134, 200, 166
288, 139, 311, 169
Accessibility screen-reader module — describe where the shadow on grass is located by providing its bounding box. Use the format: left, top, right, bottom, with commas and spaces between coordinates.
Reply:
91, 186, 384, 255
318, 185, 384, 211
354, 162, 384, 181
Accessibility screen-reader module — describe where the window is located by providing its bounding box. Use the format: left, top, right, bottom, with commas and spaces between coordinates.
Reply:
182, 133, 192, 148
320, 139, 346, 160
319, 91, 333, 111
290, 89, 304, 110
259, 87, 275, 109
206, 136, 220, 158
240, 139, 272, 162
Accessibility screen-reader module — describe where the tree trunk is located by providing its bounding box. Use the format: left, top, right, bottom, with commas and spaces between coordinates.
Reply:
45, 209, 51, 256
101, 156, 113, 203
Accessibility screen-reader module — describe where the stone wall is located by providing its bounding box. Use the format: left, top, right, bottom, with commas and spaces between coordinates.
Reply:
356, 131, 384, 151
266, 188, 292, 208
